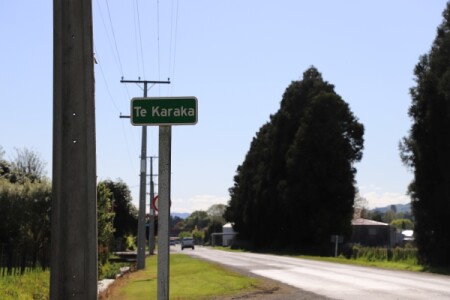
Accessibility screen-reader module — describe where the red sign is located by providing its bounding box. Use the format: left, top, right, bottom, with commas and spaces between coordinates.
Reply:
152, 195, 159, 212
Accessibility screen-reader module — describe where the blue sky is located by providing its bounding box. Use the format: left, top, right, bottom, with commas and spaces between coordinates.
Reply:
1, 1, 448, 213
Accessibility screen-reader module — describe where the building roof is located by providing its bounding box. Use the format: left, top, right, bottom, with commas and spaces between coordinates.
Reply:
402, 230, 414, 237
352, 218, 388, 226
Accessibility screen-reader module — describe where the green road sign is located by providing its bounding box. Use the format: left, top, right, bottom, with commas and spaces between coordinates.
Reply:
131, 97, 198, 125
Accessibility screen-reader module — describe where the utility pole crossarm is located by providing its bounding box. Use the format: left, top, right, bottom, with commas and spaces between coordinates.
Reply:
120, 79, 171, 85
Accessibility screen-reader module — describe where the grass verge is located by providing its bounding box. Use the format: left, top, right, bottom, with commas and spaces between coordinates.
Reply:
103, 254, 259, 299
0, 270, 49, 300
213, 246, 433, 273
296, 255, 424, 272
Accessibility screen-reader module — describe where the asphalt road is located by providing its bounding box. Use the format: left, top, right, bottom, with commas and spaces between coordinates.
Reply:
172, 246, 450, 300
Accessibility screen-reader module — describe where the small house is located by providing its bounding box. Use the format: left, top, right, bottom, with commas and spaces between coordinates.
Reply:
351, 218, 403, 247
210, 223, 238, 247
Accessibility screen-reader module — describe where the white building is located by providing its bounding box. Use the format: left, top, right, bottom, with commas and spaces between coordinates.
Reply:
210, 223, 237, 247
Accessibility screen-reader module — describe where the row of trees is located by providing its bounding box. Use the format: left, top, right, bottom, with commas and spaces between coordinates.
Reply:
399, 3, 450, 268
0, 146, 138, 275
0, 145, 228, 273
0, 147, 52, 273
225, 3, 450, 268
172, 204, 227, 244
225, 67, 364, 254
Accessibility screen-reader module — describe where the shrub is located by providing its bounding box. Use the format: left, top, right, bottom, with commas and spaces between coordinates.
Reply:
350, 244, 417, 263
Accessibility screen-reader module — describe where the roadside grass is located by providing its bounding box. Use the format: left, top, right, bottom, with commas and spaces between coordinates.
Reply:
0, 269, 49, 300
106, 254, 258, 299
297, 255, 425, 272
210, 246, 246, 253
212, 245, 447, 274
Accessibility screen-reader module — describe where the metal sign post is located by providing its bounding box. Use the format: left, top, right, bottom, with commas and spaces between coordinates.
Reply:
330, 235, 343, 257
157, 126, 171, 300
130, 96, 197, 300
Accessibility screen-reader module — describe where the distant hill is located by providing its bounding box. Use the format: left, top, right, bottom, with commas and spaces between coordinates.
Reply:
171, 212, 190, 219
372, 203, 411, 213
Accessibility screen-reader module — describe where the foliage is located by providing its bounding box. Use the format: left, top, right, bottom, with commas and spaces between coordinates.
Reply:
183, 210, 209, 231
0, 178, 51, 273
0, 147, 47, 184
207, 203, 227, 223
0, 269, 49, 300
125, 235, 137, 251
0, 148, 51, 274
349, 245, 418, 265
97, 181, 116, 278
300, 252, 423, 272
226, 67, 364, 253
102, 179, 138, 250
178, 231, 192, 239
204, 220, 224, 244
192, 226, 205, 245
177, 204, 228, 244
10, 148, 47, 183
170, 215, 184, 230
353, 191, 368, 219
359, 203, 414, 227
399, 3, 450, 268
99, 261, 129, 280
390, 218, 414, 230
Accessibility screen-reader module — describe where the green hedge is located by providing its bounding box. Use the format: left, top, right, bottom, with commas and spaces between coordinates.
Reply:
351, 245, 417, 264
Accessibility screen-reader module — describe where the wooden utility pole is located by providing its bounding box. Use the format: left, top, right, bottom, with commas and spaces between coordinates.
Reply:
148, 156, 157, 255
51, 0, 97, 299
121, 79, 170, 269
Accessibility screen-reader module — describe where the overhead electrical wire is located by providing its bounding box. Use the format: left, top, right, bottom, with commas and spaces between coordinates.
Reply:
93, 45, 137, 173
94, 48, 121, 113
168, 0, 180, 95
95, 0, 122, 79
157, 0, 162, 95
135, 0, 146, 79
132, 0, 141, 78
94, 0, 139, 174
96, 0, 131, 99
105, 0, 125, 77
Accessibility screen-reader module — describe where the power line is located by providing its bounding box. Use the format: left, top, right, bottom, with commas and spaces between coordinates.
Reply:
120, 120, 138, 174
105, 0, 125, 76
157, 0, 162, 94
168, 0, 180, 95
132, 0, 141, 77
95, 0, 122, 77
94, 47, 121, 113
135, 0, 146, 78
94, 46, 137, 176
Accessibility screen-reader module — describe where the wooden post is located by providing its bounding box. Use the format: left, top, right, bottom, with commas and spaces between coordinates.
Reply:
158, 126, 171, 300
51, 0, 97, 298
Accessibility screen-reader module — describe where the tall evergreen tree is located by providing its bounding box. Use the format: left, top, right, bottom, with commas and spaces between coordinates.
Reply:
400, 3, 450, 268
226, 67, 364, 253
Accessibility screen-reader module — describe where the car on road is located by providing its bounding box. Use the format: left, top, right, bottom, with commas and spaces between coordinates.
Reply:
181, 237, 195, 250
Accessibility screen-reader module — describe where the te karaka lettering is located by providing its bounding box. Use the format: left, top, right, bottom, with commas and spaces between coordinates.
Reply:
151, 106, 195, 117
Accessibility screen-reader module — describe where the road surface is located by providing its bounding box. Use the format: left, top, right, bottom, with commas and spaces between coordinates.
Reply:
172, 246, 450, 300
